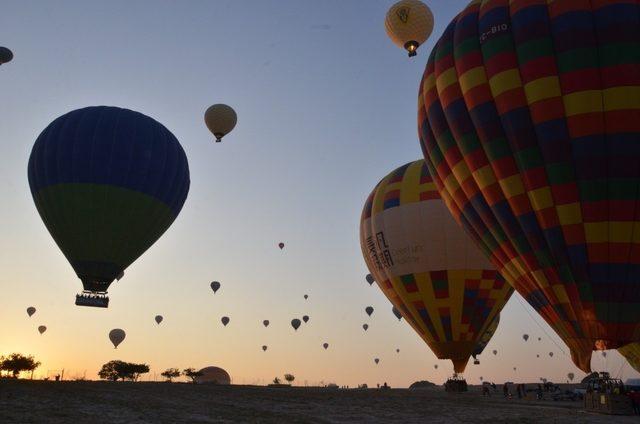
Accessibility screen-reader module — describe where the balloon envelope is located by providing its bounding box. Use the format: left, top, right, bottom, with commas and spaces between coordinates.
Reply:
360, 160, 513, 373
262, 345, 267, 352
291, 319, 301, 330
263, 320, 269, 327
385, 0, 434, 57
523, 334, 529, 342
210, 281, 221, 293
0, 47, 13, 64
365, 306, 374, 317
323, 343, 329, 350
109, 328, 125, 348
28, 106, 190, 301
304, 294, 308, 300
374, 358, 379, 364
418, 0, 640, 372
155, 315, 163, 324
362, 324, 368, 331
365, 274, 375, 285
221, 316, 230, 326
278, 242, 285, 250
204, 104, 237, 142
472, 315, 500, 359
392, 306, 402, 321
619, 343, 640, 373
38, 325, 46, 334
302, 315, 309, 323
27, 307, 36, 317
568, 373, 575, 381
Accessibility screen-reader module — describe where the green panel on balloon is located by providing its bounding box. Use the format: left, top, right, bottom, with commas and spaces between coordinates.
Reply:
33, 184, 175, 277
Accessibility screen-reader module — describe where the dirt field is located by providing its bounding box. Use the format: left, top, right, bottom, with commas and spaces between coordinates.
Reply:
0, 380, 636, 423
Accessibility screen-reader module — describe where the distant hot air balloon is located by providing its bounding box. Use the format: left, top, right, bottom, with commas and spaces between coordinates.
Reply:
492, 350, 497, 356
434, 364, 438, 369
323, 343, 329, 350
568, 373, 575, 382
384, 0, 434, 57
472, 315, 500, 363
263, 320, 270, 327
392, 306, 402, 321
291, 319, 301, 331
361, 160, 513, 374
549, 352, 554, 358
109, 329, 125, 348
221, 316, 230, 326
538, 338, 542, 342
26, 307, 36, 317
204, 104, 237, 142
480, 376, 483, 382
619, 343, 640, 373
28, 106, 190, 308
537, 355, 540, 358
374, 358, 380, 365
418, 0, 640, 373
0, 47, 13, 65
155, 315, 163, 325
278, 243, 285, 250
38, 325, 46, 335
262, 345, 268, 352
523, 334, 529, 342
601, 351, 607, 358
365, 274, 375, 286
304, 294, 308, 300
513, 367, 517, 371
365, 306, 374, 317
302, 315, 309, 324
210, 281, 221, 293
362, 324, 369, 331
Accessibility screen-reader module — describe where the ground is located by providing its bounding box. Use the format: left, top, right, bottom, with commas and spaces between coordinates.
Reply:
0, 380, 636, 423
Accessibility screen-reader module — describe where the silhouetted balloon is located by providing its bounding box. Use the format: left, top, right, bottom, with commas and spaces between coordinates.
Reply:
374, 358, 379, 364
304, 294, 308, 300
27, 307, 36, 317
537, 355, 540, 358
0, 47, 13, 65
262, 345, 267, 352
109, 329, 125, 348
568, 373, 575, 382
392, 306, 402, 321
291, 319, 301, 331
155, 315, 163, 324
28, 106, 190, 305
365, 306, 374, 317
492, 350, 497, 356
549, 352, 554, 358
362, 324, 369, 331
38, 325, 46, 335
602, 351, 607, 358
302, 315, 309, 323
523, 334, 529, 342
513, 367, 516, 371
221, 316, 230, 326
538, 338, 542, 342
385, 0, 434, 57
263, 320, 269, 327
204, 104, 237, 142
278, 243, 285, 250
434, 364, 438, 369
323, 343, 329, 350
210, 281, 221, 293
619, 343, 640, 373
396, 348, 400, 353
365, 274, 375, 285
480, 376, 483, 381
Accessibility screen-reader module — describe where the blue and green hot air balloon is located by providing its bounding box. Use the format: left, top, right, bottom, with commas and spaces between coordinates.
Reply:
28, 106, 190, 307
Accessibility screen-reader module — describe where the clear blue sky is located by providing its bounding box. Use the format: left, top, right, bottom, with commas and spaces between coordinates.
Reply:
1, 0, 637, 385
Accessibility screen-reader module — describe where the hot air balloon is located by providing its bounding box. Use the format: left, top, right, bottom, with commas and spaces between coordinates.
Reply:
601, 351, 607, 358
302, 315, 309, 324
374, 358, 380, 365
109, 329, 125, 348
434, 364, 438, 369
28, 106, 190, 308
513, 367, 516, 371
396, 348, 400, 353
392, 306, 402, 321
0, 47, 13, 65
362, 324, 369, 331
568, 373, 575, 382
549, 352, 554, 358
278, 242, 285, 250
323, 343, 329, 350
492, 350, 497, 356
360, 160, 513, 374
365, 306, 374, 317
619, 343, 640, 373
523, 334, 529, 342
384, 0, 434, 57
537, 355, 540, 358
366, 274, 375, 285
304, 294, 308, 300
418, 0, 640, 373
291, 319, 301, 331
210, 281, 221, 293
472, 315, 500, 364
204, 104, 237, 142
538, 338, 542, 342
221, 316, 230, 326
38, 325, 46, 335
26, 307, 36, 317
480, 376, 483, 381
263, 320, 270, 327
155, 315, 163, 325
262, 345, 268, 352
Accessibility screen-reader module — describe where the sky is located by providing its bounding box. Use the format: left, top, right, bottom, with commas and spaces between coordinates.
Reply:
1, 0, 638, 387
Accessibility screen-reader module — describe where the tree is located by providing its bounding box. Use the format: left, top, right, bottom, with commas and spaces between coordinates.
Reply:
98, 360, 150, 382
161, 368, 181, 382
182, 368, 203, 384
272, 377, 281, 384
284, 373, 295, 385
0, 353, 41, 378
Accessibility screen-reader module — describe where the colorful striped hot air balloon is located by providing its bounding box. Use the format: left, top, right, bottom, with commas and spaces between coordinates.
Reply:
360, 160, 513, 374
28, 106, 190, 307
418, 0, 640, 373
619, 343, 640, 373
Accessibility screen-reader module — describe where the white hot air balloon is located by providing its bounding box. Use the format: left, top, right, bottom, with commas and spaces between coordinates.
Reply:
204, 104, 237, 142
384, 0, 434, 57
109, 328, 126, 348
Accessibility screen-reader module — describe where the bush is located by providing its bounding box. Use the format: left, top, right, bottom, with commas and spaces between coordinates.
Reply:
409, 380, 436, 389
98, 360, 149, 381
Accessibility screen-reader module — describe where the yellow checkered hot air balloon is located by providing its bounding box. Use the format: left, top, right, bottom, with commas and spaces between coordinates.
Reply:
360, 160, 513, 373
619, 343, 640, 373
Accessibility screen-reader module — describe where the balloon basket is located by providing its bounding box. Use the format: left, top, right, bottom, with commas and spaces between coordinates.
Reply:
75, 292, 109, 308
445, 377, 468, 393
